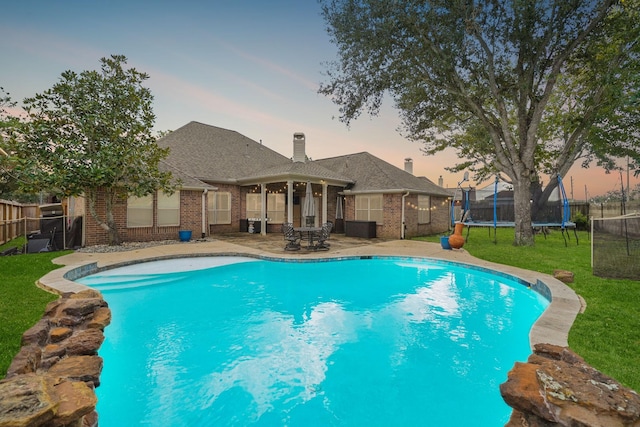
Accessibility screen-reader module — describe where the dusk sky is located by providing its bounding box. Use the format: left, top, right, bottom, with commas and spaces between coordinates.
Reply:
2, 0, 635, 198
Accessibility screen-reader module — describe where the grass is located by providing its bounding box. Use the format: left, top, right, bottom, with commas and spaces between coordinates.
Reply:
0, 238, 71, 379
416, 227, 639, 391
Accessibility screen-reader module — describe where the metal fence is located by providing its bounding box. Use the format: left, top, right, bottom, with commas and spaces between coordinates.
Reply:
590, 201, 640, 219
591, 212, 640, 280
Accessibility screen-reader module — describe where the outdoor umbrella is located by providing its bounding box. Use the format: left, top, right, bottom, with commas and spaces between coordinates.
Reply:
334, 195, 344, 233
302, 181, 315, 226
336, 196, 343, 219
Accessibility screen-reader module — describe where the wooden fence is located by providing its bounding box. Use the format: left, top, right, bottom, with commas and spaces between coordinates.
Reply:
0, 200, 39, 245
1, 200, 83, 250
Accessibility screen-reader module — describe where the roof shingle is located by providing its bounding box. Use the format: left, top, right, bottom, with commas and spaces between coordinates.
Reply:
315, 152, 451, 196
157, 121, 290, 183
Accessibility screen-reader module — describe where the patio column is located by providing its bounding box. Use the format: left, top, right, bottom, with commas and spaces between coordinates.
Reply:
287, 180, 293, 224
322, 181, 328, 224
260, 183, 267, 236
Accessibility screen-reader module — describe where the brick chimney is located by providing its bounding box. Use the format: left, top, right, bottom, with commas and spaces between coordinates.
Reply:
293, 132, 306, 163
404, 158, 413, 174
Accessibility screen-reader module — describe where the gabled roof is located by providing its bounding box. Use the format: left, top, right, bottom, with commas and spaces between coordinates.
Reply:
238, 160, 354, 186
157, 121, 290, 183
315, 152, 451, 197
159, 160, 216, 191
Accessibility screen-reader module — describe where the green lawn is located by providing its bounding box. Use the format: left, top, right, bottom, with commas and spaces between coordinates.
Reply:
1, 231, 638, 392
417, 228, 639, 391
0, 238, 71, 378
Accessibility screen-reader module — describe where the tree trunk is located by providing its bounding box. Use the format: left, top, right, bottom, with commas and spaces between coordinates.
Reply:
512, 176, 535, 246
104, 192, 120, 246
87, 188, 121, 246
532, 178, 559, 221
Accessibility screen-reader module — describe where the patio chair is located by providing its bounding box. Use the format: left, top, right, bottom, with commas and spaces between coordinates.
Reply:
26, 237, 51, 253
281, 223, 301, 251
314, 222, 332, 250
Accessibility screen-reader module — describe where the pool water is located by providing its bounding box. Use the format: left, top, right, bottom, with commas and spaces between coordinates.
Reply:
79, 256, 548, 426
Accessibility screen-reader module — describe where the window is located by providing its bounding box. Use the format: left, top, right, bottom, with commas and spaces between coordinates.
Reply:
158, 191, 180, 226
418, 195, 431, 224
127, 195, 153, 227
267, 193, 285, 223
246, 193, 262, 219
355, 194, 383, 224
209, 192, 231, 224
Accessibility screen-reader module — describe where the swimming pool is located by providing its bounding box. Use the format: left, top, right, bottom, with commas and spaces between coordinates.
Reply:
79, 256, 549, 426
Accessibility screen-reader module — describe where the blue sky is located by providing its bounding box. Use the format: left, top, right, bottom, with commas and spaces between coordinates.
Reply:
1, 0, 633, 197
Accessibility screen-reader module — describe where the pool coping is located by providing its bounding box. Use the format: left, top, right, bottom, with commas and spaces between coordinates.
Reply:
40, 239, 582, 350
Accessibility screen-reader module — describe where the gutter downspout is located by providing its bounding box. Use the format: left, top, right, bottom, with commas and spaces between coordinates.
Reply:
202, 189, 208, 238
401, 191, 410, 239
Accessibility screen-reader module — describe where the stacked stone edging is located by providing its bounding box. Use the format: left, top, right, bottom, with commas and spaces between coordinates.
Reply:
501, 343, 640, 426
0, 289, 110, 427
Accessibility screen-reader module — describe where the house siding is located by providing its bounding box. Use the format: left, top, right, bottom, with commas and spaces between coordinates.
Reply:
343, 193, 450, 239
84, 188, 203, 246
404, 194, 450, 238
208, 183, 242, 235
84, 187, 449, 245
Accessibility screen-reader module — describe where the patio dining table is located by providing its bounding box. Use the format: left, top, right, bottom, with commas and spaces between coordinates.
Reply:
294, 226, 322, 249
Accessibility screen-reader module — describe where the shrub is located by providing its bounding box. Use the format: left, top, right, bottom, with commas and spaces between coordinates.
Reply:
572, 212, 589, 231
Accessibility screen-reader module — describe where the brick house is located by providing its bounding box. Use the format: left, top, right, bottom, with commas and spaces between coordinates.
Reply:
82, 121, 451, 246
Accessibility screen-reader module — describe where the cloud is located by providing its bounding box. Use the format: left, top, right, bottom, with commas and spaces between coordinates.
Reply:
216, 39, 319, 92
2, 27, 111, 71
147, 68, 302, 132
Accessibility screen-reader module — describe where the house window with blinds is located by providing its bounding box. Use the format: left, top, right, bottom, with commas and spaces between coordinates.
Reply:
158, 191, 180, 226
127, 194, 153, 227
267, 193, 285, 224
418, 195, 431, 224
355, 194, 383, 224
246, 193, 262, 219
209, 192, 231, 224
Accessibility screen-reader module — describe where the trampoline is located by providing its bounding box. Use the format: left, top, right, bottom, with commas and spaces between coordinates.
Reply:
458, 176, 577, 245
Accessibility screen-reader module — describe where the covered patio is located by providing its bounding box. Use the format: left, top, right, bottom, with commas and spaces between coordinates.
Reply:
238, 160, 354, 235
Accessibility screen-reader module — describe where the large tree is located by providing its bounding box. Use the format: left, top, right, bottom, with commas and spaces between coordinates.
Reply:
9, 55, 174, 245
0, 87, 22, 199
319, 0, 640, 245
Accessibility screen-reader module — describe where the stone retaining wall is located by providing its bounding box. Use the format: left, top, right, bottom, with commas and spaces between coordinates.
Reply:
0, 289, 110, 427
501, 343, 640, 426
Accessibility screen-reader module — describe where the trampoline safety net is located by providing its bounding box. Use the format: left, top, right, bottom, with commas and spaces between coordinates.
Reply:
591, 213, 640, 280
